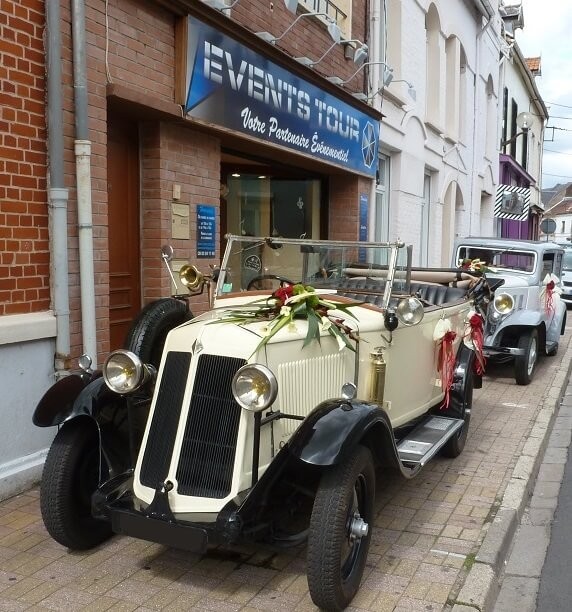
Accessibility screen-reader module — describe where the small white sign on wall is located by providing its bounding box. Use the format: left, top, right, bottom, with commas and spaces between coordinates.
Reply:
171, 202, 189, 239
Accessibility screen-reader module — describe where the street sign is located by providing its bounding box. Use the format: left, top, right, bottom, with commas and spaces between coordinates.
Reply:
540, 218, 556, 234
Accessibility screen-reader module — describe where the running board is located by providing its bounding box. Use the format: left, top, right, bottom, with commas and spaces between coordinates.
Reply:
397, 415, 463, 467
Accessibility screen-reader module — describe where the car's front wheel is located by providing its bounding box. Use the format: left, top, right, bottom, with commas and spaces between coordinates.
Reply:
514, 329, 538, 385
40, 419, 112, 550
307, 445, 375, 612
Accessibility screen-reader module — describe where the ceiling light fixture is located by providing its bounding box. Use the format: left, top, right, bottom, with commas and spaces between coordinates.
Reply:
326, 61, 393, 87
295, 38, 366, 68
351, 77, 416, 104
202, 0, 239, 11
257, 11, 339, 44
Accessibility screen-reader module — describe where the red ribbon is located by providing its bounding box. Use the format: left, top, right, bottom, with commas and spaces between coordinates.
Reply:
545, 280, 555, 316
438, 330, 457, 409
466, 313, 486, 375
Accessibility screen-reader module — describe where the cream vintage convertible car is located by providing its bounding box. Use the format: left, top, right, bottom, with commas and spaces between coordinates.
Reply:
34, 235, 491, 611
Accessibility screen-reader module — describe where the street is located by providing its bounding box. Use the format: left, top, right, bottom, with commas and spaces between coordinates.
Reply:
0, 329, 571, 611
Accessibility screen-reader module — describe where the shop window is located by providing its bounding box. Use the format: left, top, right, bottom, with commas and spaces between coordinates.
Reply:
374, 154, 390, 264
501, 86, 508, 150
510, 98, 518, 158
299, 0, 351, 39
225, 175, 321, 240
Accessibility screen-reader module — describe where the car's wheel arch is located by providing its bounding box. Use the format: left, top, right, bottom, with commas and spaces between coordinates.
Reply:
288, 399, 406, 474
498, 322, 544, 349
39, 378, 131, 473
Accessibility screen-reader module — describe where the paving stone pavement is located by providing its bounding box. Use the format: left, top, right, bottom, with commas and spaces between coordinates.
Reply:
1, 328, 571, 612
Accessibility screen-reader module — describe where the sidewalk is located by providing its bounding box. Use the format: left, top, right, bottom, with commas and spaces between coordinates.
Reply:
0, 330, 570, 611
451, 328, 572, 612
489, 366, 572, 611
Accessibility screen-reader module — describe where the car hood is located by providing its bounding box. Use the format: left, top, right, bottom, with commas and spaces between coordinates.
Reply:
486, 274, 530, 290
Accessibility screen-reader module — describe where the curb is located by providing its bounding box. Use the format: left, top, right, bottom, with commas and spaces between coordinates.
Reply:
451, 335, 572, 612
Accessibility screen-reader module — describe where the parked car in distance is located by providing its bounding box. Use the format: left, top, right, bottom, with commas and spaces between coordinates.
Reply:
35, 235, 492, 611
560, 246, 572, 305
454, 237, 567, 385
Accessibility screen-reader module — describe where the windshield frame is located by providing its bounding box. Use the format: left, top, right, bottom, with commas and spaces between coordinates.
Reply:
455, 245, 537, 275
216, 234, 409, 310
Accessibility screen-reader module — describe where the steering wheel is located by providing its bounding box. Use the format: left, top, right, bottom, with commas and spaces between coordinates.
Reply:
247, 274, 294, 290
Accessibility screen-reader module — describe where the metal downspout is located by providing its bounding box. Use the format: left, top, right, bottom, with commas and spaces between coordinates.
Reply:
46, 1, 71, 373
369, 0, 382, 241
71, 0, 98, 365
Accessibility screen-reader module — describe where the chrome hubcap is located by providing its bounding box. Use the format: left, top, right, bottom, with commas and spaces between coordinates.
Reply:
349, 512, 369, 541
527, 338, 537, 375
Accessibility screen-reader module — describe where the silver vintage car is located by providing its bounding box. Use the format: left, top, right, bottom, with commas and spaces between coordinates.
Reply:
454, 237, 567, 385
35, 235, 492, 611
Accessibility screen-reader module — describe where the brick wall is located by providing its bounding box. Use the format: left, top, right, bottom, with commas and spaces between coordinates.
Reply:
140, 121, 220, 315
329, 175, 371, 241
230, 0, 368, 91
0, 0, 49, 316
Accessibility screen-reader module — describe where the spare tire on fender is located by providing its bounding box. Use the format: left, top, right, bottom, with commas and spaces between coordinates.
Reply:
124, 298, 193, 368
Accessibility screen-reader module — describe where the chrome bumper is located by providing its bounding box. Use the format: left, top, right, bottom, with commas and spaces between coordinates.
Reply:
484, 345, 525, 357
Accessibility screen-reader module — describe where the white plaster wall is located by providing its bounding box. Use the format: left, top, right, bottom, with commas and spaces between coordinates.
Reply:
502, 52, 544, 208
0, 313, 57, 501
376, 0, 502, 263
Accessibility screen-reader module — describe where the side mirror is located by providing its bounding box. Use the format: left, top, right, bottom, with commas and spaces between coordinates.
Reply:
161, 245, 174, 262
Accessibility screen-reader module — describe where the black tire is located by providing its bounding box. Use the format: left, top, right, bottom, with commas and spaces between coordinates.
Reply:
124, 298, 192, 368
441, 370, 474, 458
547, 343, 559, 357
40, 420, 112, 550
307, 445, 375, 611
514, 329, 538, 385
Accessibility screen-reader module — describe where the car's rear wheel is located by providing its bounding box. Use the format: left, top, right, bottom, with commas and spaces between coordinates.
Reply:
514, 329, 538, 385
441, 369, 474, 458
40, 420, 112, 550
307, 445, 375, 612
124, 298, 192, 368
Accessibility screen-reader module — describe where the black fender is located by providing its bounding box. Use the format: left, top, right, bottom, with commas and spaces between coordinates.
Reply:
288, 399, 405, 472
33, 371, 97, 427
33, 374, 127, 428
36, 376, 133, 475
440, 343, 476, 418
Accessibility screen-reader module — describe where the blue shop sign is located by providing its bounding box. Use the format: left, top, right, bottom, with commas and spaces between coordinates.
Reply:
183, 16, 379, 177
197, 205, 216, 258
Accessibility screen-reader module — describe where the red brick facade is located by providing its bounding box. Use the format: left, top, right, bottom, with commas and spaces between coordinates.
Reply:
0, 0, 49, 316
2, 0, 373, 365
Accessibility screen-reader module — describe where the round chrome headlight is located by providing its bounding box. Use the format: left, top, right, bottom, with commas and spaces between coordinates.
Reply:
232, 364, 278, 412
493, 292, 514, 315
396, 296, 425, 326
103, 350, 146, 394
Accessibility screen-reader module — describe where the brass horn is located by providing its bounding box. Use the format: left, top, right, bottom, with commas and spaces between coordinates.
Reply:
179, 264, 204, 290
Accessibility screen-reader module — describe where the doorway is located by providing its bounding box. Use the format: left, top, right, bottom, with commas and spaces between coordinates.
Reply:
220, 153, 325, 243
107, 115, 141, 351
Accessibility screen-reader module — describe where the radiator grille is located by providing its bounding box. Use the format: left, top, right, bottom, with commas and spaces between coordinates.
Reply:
139, 351, 191, 489
277, 353, 347, 435
176, 354, 245, 498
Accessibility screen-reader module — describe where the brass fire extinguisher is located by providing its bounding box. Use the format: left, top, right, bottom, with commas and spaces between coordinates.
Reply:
369, 347, 386, 404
